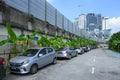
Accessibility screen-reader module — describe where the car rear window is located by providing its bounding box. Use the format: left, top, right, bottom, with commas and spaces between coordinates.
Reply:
57, 47, 67, 51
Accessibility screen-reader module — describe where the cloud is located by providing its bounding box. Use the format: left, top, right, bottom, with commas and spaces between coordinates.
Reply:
107, 17, 120, 34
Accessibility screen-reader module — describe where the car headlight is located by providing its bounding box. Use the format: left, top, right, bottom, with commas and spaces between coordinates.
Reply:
22, 60, 29, 65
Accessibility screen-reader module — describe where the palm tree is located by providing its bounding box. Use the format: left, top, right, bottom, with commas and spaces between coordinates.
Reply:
0, 23, 26, 56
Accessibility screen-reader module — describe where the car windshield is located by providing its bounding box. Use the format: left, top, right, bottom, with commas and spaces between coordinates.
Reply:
20, 49, 39, 57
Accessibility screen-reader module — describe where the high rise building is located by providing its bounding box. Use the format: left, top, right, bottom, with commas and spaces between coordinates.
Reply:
86, 13, 102, 31
74, 13, 110, 42
102, 17, 109, 30
97, 14, 102, 30
74, 13, 102, 31
74, 14, 86, 29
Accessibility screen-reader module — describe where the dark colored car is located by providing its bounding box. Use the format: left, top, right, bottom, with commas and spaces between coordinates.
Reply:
57, 47, 78, 59
82, 47, 88, 52
0, 57, 6, 80
75, 47, 84, 54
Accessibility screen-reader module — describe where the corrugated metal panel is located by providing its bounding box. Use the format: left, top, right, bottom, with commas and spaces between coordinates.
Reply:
68, 20, 70, 33
76, 27, 78, 35
76, 27, 79, 35
4, 0, 75, 34
69, 21, 73, 33
71, 24, 73, 33
77, 27, 79, 35
57, 11, 63, 29
73, 25, 76, 34
5, 0, 46, 21
68, 20, 70, 32
30, 0, 45, 21
67, 19, 69, 32
69, 26, 71, 33
5, 0, 28, 13
46, 2, 55, 25
64, 17, 69, 31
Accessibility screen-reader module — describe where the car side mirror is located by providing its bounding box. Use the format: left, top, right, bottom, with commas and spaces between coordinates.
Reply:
38, 54, 43, 57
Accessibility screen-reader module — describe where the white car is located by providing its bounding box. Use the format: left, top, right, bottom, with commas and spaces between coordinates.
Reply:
76, 47, 84, 54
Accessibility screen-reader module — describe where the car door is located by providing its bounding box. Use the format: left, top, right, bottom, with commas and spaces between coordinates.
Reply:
70, 47, 75, 57
46, 48, 55, 64
37, 48, 48, 68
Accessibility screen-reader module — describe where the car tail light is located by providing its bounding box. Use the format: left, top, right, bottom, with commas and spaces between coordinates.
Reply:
63, 51, 68, 56
0, 58, 5, 65
63, 51, 68, 54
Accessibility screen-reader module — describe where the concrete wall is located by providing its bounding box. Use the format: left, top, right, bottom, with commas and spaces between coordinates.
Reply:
0, 1, 78, 54
4, 0, 77, 36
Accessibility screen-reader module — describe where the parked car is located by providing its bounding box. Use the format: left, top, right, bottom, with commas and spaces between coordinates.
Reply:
57, 47, 78, 59
81, 47, 88, 52
75, 47, 84, 54
9, 47, 57, 74
86, 46, 91, 51
102, 45, 108, 50
0, 57, 6, 80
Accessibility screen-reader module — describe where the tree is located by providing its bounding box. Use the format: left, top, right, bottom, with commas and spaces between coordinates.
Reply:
0, 23, 26, 56
108, 32, 120, 52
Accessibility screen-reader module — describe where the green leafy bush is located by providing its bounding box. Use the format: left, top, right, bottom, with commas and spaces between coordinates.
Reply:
108, 32, 120, 52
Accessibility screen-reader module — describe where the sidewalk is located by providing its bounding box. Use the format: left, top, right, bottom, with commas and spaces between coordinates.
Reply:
105, 50, 120, 58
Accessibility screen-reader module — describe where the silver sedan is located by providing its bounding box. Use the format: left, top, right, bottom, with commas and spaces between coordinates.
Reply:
57, 47, 78, 59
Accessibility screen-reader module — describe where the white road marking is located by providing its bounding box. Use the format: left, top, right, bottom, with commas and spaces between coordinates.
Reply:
92, 67, 95, 74
93, 58, 95, 62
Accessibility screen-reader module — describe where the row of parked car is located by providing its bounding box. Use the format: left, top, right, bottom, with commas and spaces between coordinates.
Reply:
0, 46, 97, 77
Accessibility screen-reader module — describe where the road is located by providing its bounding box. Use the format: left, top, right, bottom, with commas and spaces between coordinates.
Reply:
5, 48, 120, 80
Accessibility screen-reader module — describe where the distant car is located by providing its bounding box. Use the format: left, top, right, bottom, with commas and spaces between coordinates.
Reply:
9, 47, 57, 74
57, 47, 78, 59
75, 47, 84, 54
102, 46, 108, 50
81, 47, 88, 52
0, 57, 6, 79
86, 46, 91, 51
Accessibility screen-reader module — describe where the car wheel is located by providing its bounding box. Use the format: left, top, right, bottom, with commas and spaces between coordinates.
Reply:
30, 64, 38, 74
52, 58, 57, 64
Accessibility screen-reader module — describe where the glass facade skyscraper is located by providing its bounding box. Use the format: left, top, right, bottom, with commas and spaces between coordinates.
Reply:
86, 13, 102, 31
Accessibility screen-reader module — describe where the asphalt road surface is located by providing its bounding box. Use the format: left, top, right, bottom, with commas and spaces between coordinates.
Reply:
5, 48, 120, 80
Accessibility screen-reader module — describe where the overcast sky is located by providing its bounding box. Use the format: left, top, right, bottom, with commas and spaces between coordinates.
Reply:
47, 0, 120, 34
